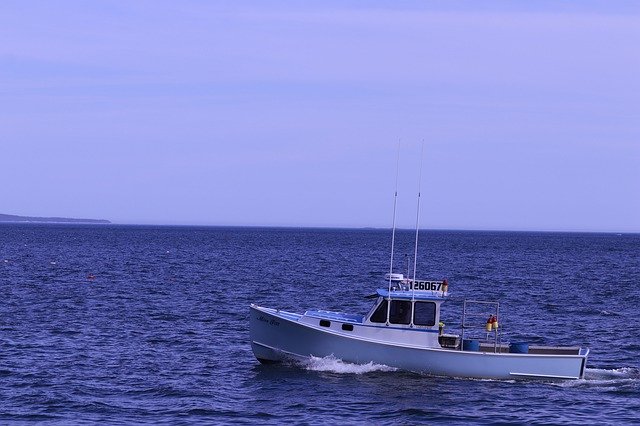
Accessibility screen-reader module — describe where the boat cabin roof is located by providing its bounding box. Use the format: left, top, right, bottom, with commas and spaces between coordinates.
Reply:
376, 288, 445, 301
379, 275, 449, 301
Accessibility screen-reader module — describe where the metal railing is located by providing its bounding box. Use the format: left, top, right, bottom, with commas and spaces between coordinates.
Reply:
460, 299, 501, 353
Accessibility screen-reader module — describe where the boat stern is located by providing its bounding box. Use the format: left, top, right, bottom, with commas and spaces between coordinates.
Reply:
579, 347, 590, 379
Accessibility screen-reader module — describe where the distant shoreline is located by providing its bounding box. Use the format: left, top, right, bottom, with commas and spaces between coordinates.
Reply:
0, 213, 110, 224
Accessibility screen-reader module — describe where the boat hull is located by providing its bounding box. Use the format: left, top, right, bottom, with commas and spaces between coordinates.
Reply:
250, 305, 588, 380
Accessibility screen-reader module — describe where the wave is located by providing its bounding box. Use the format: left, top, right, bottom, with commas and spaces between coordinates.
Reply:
556, 367, 639, 388
585, 367, 639, 380
299, 355, 397, 374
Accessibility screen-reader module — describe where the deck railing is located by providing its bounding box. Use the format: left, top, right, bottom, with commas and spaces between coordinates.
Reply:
460, 299, 501, 353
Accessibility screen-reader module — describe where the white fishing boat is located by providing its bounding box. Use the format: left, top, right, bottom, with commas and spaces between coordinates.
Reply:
250, 272, 588, 380
250, 146, 589, 380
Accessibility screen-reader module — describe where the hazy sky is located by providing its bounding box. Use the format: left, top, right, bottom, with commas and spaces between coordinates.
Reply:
1, 1, 638, 231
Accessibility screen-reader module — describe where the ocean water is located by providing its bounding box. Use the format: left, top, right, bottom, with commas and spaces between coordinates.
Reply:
0, 224, 638, 424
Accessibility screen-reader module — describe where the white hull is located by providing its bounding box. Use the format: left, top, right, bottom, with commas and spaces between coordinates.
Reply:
250, 305, 588, 380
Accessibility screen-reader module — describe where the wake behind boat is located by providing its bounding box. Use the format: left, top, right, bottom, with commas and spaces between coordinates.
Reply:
249, 273, 589, 380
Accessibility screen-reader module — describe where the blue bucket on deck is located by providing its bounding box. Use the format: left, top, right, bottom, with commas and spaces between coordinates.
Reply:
509, 342, 529, 354
462, 339, 480, 352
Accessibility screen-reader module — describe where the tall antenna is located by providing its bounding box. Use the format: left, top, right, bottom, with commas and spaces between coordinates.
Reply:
412, 142, 425, 287
388, 141, 401, 301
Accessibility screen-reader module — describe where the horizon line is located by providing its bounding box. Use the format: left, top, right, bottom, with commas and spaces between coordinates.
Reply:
1, 221, 637, 235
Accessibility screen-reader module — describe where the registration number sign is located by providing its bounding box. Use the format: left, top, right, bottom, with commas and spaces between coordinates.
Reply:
409, 280, 444, 291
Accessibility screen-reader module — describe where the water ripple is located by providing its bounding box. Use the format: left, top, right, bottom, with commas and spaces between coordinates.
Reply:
0, 224, 638, 424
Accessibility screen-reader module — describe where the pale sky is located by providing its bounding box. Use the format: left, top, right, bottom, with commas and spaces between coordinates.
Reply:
1, 1, 638, 232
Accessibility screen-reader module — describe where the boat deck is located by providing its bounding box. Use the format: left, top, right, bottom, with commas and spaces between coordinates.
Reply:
442, 343, 583, 355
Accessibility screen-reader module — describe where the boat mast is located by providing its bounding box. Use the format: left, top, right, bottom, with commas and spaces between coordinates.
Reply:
411, 142, 425, 303
387, 142, 400, 324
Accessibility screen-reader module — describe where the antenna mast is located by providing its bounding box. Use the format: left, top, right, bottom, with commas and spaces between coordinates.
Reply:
412, 142, 425, 290
388, 142, 400, 300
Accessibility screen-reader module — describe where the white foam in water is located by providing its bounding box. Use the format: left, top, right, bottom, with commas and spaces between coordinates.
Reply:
301, 355, 397, 374
556, 367, 639, 388
585, 367, 639, 380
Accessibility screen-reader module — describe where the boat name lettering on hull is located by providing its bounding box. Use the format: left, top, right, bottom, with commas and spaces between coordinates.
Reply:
258, 315, 280, 327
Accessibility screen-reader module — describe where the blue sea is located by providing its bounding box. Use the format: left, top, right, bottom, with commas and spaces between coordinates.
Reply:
1, 224, 638, 424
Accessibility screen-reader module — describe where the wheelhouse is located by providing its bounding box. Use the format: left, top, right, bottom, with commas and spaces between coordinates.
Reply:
364, 275, 447, 331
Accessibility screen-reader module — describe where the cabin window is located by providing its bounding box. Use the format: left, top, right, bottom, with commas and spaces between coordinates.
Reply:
370, 299, 413, 324
320, 319, 331, 327
389, 300, 412, 325
414, 302, 436, 326
370, 300, 388, 323
342, 324, 354, 331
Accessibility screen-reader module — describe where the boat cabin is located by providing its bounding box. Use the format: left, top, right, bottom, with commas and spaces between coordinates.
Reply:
299, 274, 449, 348
356, 274, 449, 347
365, 274, 446, 325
